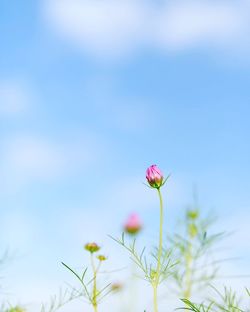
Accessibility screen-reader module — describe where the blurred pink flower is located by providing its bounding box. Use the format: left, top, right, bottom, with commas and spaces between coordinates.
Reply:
146, 164, 164, 189
124, 213, 142, 235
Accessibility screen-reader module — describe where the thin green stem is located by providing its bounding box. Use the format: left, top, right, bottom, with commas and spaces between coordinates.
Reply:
156, 188, 164, 285
184, 242, 192, 300
184, 220, 195, 300
153, 188, 164, 312
91, 254, 98, 312
153, 285, 158, 312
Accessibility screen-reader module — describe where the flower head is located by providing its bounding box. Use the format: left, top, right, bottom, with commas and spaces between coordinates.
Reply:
146, 165, 164, 189
124, 213, 142, 235
111, 282, 123, 292
97, 254, 107, 261
84, 242, 100, 253
187, 210, 199, 220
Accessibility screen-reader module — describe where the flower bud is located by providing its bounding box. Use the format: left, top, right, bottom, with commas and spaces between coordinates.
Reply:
124, 213, 142, 235
146, 165, 164, 189
150, 269, 157, 280
188, 223, 198, 238
97, 255, 107, 261
187, 210, 199, 220
111, 282, 123, 292
84, 242, 100, 253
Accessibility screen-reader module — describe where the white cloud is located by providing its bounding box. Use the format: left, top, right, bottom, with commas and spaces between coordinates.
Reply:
3, 137, 65, 180
43, 0, 250, 60
156, 1, 248, 51
0, 133, 106, 190
0, 81, 32, 115
43, 0, 150, 58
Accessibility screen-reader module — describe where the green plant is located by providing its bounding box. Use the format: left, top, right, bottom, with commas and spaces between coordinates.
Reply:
112, 165, 176, 312
179, 298, 214, 312
170, 198, 227, 300
40, 288, 81, 312
179, 286, 250, 312
62, 243, 111, 312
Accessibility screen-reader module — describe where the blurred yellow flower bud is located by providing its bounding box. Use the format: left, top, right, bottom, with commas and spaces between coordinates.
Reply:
97, 255, 107, 261
84, 242, 100, 253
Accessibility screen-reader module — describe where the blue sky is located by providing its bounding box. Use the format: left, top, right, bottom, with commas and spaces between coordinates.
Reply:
1, 0, 250, 310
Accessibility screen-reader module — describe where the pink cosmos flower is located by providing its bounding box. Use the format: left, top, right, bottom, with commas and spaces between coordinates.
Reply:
146, 164, 164, 189
124, 213, 142, 235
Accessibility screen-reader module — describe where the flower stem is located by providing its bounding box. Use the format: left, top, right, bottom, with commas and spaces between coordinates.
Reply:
184, 239, 193, 299
153, 284, 158, 312
153, 188, 164, 312
91, 254, 98, 312
156, 188, 164, 284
